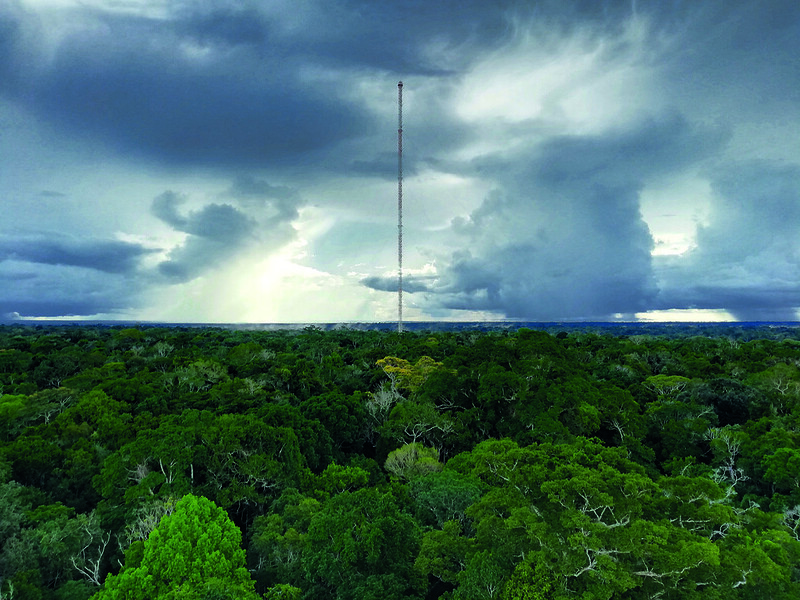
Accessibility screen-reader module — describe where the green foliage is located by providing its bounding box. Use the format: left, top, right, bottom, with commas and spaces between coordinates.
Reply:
500, 560, 555, 600
409, 469, 482, 529
3, 324, 800, 600
0, 394, 30, 440
377, 355, 448, 393
385, 442, 442, 480
644, 374, 692, 399
0, 479, 28, 540
256, 403, 333, 471
54, 580, 94, 600
415, 520, 473, 586
455, 550, 506, 600
316, 463, 370, 496
763, 447, 800, 492
248, 494, 316, 590
380, 399, 455, 449
303, 487, 422, 600
300, 391, 367, 457
263, 583, 302, 600
92, 494, 258, 600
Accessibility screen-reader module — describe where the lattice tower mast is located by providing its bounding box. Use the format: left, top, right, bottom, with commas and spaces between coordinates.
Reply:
397, 81, 403, 333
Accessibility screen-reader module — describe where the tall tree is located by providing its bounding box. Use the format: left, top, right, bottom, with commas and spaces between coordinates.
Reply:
91, 494, 259, 600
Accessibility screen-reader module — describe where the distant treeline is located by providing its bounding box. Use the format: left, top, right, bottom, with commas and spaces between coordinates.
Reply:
1, 324, 799, 600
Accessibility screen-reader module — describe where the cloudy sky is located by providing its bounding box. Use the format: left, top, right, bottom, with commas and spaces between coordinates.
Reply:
1, 0, 799, 323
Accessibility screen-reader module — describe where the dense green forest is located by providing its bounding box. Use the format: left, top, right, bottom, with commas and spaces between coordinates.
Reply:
1, 324, 800, 600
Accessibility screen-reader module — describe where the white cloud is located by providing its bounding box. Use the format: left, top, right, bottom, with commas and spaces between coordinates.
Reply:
454, 13, 663, 136
639, 175, 713, 256
636, 309, 737, 322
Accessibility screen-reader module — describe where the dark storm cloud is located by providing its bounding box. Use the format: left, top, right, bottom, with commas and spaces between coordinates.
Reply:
654, 283, 800, 323
35, 53, 358, 166
0, 234, 152, 274
0, 260, 146, 318
532, 114, 729, 185
151, 192, 258, 281
0, 279, 138, 318
223, 175, 302, 222
655, 162, 800, 320
0, 1, 27, 90
0, 3, 363, 167
320, 3, 508, 74
417, 115, 727, 320
665, 0, 800, 107
433, 208, 657, 321
0, 1, 648, 172
225, 176, 298, 204
175, 5, 271, 48
151, 192, 189, 230
0, 0, 531, 171
180, 203, 255, 240
0, 1, 539, 170
349, 155, 403, 180
361, 275, 433, 294
0, 271, 35, 282
0, 298, 119, 319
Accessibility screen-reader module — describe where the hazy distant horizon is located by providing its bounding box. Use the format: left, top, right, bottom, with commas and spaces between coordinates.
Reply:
3, 319, 800, 331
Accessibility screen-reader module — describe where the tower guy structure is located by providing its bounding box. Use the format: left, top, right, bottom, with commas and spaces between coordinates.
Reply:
397, 81, 404, 332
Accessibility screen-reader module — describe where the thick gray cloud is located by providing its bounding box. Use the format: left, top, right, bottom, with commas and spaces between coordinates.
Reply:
225, 175, 298, 204
0, 3, 363, 167
223, 176, 303, 224
655, 163, 800, 320
388, 115, 724, 320
0, 1, 27, 91
360, 275, 433, 294
0, 232, 153, 318
1, 0, 799, 321
0, 233, 151, 274
0, 263, 140, 318
0, 1, 559, 168
530, 114, 728, 186
151, 192, 259, 281
150, 181, 302, 286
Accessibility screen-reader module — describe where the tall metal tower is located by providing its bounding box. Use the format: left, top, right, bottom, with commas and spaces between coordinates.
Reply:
397, 81, 404, 333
